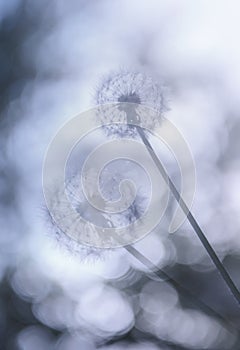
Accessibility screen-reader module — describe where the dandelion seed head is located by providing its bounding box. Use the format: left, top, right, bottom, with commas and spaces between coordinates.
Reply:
44, 169, 148, 258
95, 70, 168, 137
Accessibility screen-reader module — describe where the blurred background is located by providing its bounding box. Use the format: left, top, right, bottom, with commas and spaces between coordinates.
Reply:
1, 0, 240, 349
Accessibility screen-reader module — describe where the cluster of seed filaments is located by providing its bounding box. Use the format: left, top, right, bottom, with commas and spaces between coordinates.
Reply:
96, 71, 166, 137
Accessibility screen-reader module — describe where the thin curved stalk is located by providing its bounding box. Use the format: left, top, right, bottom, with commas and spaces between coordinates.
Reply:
136, 125, 240, 306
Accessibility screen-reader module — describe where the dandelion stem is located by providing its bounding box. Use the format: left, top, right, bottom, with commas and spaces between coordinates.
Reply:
136, 125, 240, 306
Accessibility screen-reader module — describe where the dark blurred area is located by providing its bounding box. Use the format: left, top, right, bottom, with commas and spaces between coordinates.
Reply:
0, 2, 39, 349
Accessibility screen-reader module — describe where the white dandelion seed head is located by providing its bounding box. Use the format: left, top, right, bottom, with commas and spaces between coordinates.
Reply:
95, 70, 168, 137
43, 169, 148, 259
